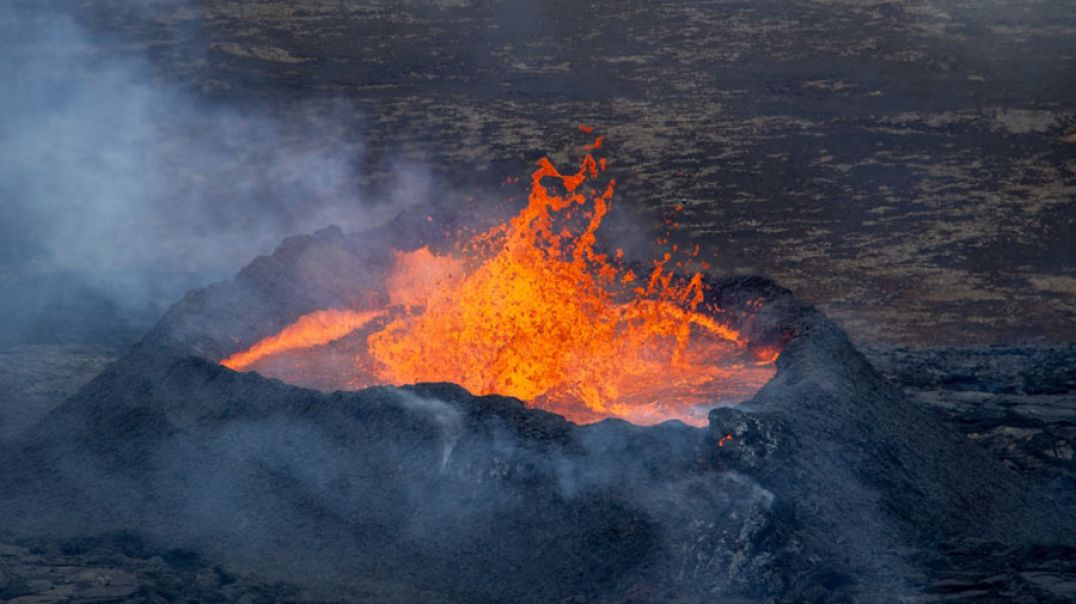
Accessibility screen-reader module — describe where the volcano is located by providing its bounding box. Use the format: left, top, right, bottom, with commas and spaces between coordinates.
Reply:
1, 144, 1073, 602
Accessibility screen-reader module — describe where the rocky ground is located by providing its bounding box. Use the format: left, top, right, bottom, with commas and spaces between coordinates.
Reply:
864, 345, 1076, 602
55, 0, 1075, 348
0, 536, 313, 604
865, 345, 1076, 490
3, 0, 1072, 348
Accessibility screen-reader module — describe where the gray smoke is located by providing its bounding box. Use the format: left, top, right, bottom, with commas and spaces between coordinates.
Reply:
0, 2, 426, 344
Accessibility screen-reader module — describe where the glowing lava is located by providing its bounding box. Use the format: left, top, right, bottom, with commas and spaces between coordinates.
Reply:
222, 133, 778, 426
221, 309, 385, 371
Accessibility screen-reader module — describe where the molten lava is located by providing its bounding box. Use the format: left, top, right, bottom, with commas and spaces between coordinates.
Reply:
221, 309, 385, 371
222, 134, 777, 426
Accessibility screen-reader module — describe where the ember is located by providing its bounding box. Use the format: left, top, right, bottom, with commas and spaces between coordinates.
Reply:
223, 134, 777, 425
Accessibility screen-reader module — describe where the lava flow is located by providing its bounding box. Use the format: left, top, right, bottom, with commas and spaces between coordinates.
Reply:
222, 133, 778, 426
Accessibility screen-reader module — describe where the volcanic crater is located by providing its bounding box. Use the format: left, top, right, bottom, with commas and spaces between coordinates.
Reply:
215, 144, 781, 427
1, 148, 1072, 602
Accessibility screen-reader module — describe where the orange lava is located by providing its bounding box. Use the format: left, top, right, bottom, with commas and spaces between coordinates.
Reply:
385, 247, 465, 308
221, 309, 385, 371
222, 134, 777, 426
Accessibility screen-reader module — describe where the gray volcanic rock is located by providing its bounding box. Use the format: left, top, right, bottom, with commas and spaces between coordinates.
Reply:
1, 225, 1073, 602
867, 346, 1076, 396
0, 535, 310, 603
866, 345, 1076, 540
706, 299, 1075, 600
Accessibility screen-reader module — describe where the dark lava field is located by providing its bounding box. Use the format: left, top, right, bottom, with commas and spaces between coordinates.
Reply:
57, 0, 1076, 347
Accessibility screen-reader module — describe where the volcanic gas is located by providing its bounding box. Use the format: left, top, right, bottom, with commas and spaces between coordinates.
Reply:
221, 131, 777, 425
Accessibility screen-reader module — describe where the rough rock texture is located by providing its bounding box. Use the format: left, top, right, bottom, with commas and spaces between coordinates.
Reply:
867, 346, 1076, 488
1, 226, 1073, 602
866, 344, 1076, 587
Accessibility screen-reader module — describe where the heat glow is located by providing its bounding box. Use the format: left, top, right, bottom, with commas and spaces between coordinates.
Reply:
222, 135, 777, 426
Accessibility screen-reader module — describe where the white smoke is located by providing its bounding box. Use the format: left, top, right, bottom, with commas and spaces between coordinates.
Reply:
0, 2, 421, 324
395, 390, 465, 470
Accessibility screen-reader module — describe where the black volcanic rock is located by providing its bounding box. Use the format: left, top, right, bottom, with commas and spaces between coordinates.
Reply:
867, 345, 1076, 396
1, 225, 1073, 602
866, 345, 1076, 538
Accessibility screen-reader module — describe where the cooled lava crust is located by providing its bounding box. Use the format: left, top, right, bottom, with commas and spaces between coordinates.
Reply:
1, 220, 1071, 602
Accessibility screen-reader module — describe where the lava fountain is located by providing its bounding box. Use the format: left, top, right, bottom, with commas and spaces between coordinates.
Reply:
221, 131, 777, 426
